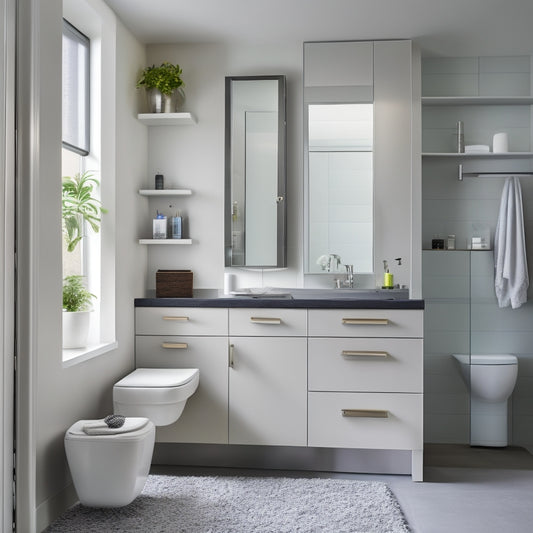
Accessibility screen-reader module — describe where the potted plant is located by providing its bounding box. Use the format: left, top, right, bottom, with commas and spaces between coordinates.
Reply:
62, 171, 106, 348
62, 171, 107, 252
137, 62, 185, 113
62, 275, 96, 349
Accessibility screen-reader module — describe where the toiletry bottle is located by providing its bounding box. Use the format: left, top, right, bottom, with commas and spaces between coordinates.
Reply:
382, 260, 394, 289
171, 212, 182, 239
152, 211, 167, 239
155, 173, 164, 190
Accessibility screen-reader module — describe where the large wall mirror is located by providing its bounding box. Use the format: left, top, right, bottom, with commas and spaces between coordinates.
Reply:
305, 103, 374, 274
225, 75, 287, 268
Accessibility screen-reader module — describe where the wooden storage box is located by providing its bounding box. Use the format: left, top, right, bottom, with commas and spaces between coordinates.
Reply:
156, 270, 193, 298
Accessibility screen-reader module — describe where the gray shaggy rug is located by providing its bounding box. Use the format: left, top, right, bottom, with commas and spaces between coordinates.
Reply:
46, 474, 411, 532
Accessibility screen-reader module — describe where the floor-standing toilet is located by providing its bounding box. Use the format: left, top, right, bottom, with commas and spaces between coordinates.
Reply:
65, 367, 199, 507
452, 354, 518, 447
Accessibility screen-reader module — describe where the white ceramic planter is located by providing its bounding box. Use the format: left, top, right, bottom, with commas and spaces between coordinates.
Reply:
63, 311, 91, 349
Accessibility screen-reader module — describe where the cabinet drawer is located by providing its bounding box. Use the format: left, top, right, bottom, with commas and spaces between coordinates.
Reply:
308, 338, 422, 393
308, 392, 423, 450
136, 307, 228, 336
308, 309, 423, 338
136, 335, 229, 444
229, 308, 307, 336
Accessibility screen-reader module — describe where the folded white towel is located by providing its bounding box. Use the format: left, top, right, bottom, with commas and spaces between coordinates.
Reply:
494, 176, 529, 309
465, 144, 490, 153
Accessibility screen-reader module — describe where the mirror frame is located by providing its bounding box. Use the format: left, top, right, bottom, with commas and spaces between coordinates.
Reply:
224, 75, 287, 268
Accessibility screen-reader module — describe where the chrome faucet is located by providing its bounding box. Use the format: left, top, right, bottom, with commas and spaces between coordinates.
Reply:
335, 264, 355, 288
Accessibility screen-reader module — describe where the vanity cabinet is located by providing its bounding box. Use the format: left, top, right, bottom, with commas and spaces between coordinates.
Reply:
134, 302, 424, 480
135, 307, 229, 444
228, 309, 307, 446
307, 309, 424, 481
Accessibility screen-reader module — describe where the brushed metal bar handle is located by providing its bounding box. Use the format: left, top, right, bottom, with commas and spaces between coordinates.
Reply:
342, 318, 389, 325
341, 350, 389, 358
229, 343, 234, 368
162, 316, 190, 321
250, 317, 282, 325
161, 342, 188, 349
342, 409, 389, 418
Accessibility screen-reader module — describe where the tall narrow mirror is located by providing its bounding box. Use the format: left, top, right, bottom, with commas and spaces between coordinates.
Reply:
225, 75, 287, 268
305, 103, 373, 273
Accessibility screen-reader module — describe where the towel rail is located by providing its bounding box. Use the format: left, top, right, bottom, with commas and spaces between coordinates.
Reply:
458, 164, 533, 181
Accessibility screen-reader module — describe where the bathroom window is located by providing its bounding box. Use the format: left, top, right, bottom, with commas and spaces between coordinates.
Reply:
61, 8, 117, 364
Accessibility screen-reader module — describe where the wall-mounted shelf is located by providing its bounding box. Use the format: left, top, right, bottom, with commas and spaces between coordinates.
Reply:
138, 189, 192, 196
423, 152, 533, 158
138, 239, 193, 245
422, 96, 533, 106
137, 112, 197, 126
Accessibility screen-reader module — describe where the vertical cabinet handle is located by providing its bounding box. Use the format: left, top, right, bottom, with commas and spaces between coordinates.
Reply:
342, 318, 389, 325
229, 343, 234, 368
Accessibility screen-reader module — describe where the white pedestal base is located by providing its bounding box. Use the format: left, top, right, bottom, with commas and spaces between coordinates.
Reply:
470, 397, 508, 447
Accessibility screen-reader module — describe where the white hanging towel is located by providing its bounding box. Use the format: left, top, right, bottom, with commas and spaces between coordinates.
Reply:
494, 176, 529, 309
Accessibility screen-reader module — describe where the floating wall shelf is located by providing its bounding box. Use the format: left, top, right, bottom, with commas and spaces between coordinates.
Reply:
138, 189, 192, 196
137, 112, 197, 126
138, 239, 193, 245
422, 96, 533, 106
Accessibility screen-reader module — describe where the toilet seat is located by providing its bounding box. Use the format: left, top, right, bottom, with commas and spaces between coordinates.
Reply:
113, 367, 200, 406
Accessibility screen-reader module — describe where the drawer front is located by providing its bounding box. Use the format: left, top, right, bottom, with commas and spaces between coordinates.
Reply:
229, 308, 307, 336
308, 392, 423, 450
308, 309, 423, 338
136, 307, 228, 336
308, 338, 423, 393
136, 335, 229, 444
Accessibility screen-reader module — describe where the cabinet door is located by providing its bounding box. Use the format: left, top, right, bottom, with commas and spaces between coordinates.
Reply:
304, 41, 373, 88
136, 335, 229, 444
229, 337, 307, 446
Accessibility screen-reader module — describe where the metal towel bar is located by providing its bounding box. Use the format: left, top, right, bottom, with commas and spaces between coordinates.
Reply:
458, 164, 533, 181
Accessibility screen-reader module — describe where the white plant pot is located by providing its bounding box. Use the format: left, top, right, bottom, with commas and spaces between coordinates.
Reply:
63, 311, 91, 349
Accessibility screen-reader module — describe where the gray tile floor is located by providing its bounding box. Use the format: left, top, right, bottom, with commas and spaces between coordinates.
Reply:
152, 445, 533, 533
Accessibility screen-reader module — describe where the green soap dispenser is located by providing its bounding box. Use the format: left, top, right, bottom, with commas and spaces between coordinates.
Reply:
382, 260, 393, 289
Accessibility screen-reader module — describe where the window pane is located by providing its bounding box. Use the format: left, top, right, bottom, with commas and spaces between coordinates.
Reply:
62, 20, 90, 155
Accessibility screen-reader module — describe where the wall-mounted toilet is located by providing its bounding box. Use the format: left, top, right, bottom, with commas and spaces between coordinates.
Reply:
65, 367, 199, 507
452, 353, 518, 447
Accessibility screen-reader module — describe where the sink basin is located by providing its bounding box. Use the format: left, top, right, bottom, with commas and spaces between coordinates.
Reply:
288, 288, 409, 301
223, 287, 409, 301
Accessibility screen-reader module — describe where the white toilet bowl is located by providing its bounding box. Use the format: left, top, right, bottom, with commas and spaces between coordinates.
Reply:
64, 417, 155, 507
113, 367, 200, 426
452, 354, 518, 447
65, 367, 199, 507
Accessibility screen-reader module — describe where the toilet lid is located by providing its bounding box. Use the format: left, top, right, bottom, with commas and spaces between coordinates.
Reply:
114, 368, 199, 388
470, 354, 517, 365
66, 417, 153, 440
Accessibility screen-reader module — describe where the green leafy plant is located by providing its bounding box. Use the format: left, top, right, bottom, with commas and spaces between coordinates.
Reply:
62, 275, 95, 312
62, 171, 107, 253
136, 62, 184, 95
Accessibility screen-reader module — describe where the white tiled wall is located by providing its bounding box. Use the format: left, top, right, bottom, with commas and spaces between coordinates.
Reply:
422, 56, 533, 450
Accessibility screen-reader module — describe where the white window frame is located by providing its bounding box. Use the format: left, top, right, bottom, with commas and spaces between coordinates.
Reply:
62, 0, 116, 365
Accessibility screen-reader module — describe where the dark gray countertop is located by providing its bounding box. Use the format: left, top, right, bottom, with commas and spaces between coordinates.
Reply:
135, 289, 424, 310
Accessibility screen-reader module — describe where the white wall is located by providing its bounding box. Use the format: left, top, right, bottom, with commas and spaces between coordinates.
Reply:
143, 43, 303, 291
16, 1, 147, 531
